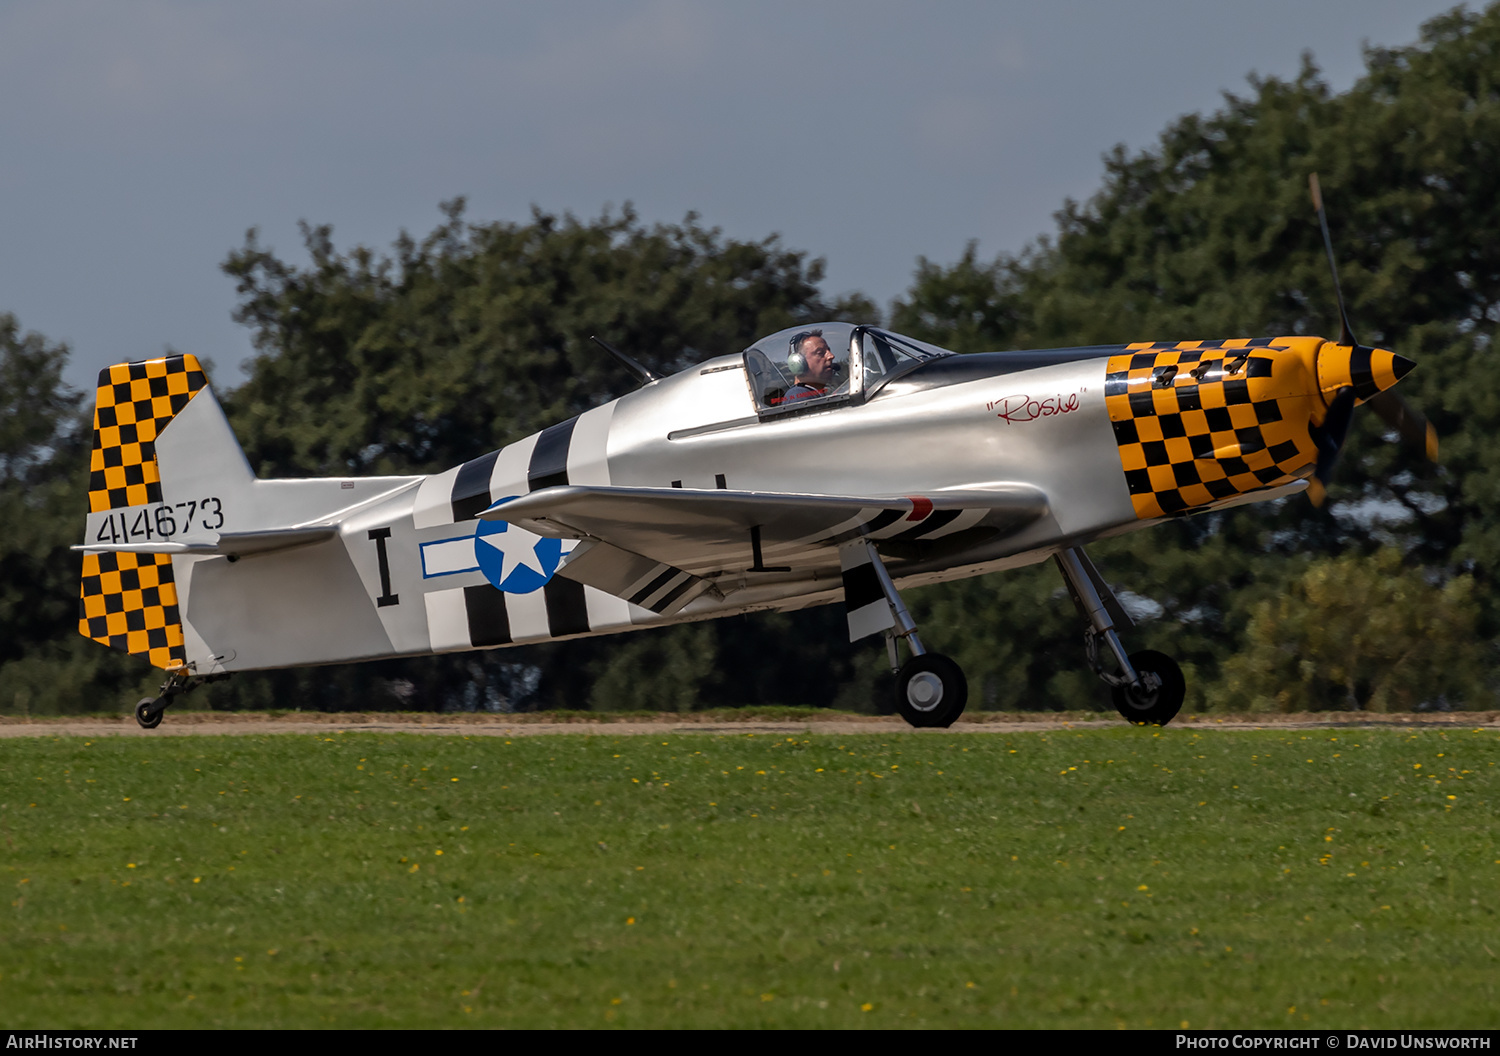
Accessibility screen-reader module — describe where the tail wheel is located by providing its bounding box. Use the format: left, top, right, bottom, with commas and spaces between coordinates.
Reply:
894, 653, 967, 728
134, 698, 163, 730
1111, 650, 1184, 726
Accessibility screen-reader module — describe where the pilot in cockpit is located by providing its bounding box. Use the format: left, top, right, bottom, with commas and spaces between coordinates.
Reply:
783, 329, 836, 401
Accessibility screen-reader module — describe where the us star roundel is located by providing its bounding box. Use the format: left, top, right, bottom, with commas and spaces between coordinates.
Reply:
473, 511, 562, 594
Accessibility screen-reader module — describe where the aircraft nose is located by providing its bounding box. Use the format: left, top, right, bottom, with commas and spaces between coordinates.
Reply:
1315, 341, 1416, 406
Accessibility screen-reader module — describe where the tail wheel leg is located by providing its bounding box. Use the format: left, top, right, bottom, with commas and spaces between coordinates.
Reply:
132, 669, 201, 730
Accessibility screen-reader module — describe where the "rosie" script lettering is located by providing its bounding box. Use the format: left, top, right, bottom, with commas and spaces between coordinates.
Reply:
986, 392, 1081, 424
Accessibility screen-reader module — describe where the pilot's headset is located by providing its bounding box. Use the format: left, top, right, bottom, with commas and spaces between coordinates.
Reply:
786, 330, 820, 377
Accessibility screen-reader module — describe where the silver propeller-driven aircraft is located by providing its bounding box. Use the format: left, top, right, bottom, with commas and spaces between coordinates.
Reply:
77, 178, 1434, 729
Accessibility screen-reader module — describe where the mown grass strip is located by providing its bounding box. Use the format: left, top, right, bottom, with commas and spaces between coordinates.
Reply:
1, 727, 1496, 1028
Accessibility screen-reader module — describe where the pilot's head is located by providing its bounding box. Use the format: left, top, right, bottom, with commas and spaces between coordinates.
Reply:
788, 330, 835, 386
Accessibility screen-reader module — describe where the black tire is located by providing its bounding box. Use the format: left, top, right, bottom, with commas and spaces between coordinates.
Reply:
1111, 650, 1184, 726
894, 653, 967, 729
134, 698, 163, 730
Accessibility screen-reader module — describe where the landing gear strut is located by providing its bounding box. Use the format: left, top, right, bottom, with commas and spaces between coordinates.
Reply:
133, 669, 224, 730
1055, 547, 1183, 726
860, 541, 968, 728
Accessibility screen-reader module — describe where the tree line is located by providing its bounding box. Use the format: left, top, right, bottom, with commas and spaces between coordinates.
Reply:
4, 4, 1497, 715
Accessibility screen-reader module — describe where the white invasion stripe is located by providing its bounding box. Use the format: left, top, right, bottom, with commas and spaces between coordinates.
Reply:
621, 562, 672, 600
660, 579, 712, 616
420, 536, 478, 577
919, 508, 986, 539
868, 515, 926, 539
583, 585, 632, 631
566, 403, 615, 486
505, 588, 552, 643
488, 433, 540, 501
424, 588, 471, 652
639, 571, 691, 609
784, 507, 884, 548
847, 598, 894, 643
839, 538, 873, 571
412, 466, 462, 529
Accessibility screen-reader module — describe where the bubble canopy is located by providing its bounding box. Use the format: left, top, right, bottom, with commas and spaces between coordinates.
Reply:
741, 322, 953, 415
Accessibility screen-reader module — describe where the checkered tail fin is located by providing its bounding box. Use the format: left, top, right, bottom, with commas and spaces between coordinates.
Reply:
78, 354, 219, 671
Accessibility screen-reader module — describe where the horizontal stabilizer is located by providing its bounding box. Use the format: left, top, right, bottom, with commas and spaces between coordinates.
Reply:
73, 526, 337, 559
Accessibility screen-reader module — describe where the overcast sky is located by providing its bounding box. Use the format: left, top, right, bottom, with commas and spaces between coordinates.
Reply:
0, 0, 1467, 390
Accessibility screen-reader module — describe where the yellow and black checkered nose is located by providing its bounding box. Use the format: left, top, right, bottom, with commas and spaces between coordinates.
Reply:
1105, 338, 1322, 520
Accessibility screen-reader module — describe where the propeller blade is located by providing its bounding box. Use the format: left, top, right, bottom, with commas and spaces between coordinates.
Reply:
1307, 385, 1357, 507
1365, 389, 1440, 462
1309, 173, 1358, 348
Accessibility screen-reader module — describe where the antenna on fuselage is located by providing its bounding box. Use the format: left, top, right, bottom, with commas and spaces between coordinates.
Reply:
590, 335, 661, 385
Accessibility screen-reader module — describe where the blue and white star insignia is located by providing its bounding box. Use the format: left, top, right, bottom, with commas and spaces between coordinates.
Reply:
473, 514, 562, 594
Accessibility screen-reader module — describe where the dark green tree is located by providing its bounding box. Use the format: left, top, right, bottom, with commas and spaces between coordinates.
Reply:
0, 314, 154, 714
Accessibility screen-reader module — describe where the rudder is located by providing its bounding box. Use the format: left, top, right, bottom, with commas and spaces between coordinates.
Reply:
78, 354, 211, 671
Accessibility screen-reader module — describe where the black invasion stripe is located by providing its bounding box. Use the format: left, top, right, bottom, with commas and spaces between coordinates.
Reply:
1349, 346, 1376, 399
528, 417, 577, 492
887, 509, 961, 542
863, 509, 904, 534
841, 562, 884, 611
652, 575, 699, 613
544, 577, 590, 637
464, 584, 511, 647
629, 567, 680, 607
451, 449, 501, 523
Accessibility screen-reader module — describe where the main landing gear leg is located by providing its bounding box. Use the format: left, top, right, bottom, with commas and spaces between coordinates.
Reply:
1053, 547, 1184, 726
134, 670, 225, 730
864, 542, 968, 729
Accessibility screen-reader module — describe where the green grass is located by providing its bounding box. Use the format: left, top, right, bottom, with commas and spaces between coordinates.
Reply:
1, 727, 1497, 1028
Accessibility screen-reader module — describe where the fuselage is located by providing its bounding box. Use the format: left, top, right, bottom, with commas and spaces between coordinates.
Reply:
78, 330, 1413, 675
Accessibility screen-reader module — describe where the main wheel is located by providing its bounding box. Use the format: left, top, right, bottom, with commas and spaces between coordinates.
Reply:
1111, 650, 1184, 726
894, 654, 967, 728
134, 698, 163, 730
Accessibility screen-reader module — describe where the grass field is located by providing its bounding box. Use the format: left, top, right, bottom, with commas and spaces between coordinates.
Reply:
2, 726, 1497, 1028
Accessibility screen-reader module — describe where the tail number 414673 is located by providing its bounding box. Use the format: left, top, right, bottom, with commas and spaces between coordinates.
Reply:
94, 498, 224, 543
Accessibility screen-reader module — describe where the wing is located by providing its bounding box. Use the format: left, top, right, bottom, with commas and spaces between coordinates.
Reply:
481, 484, 1049, 583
